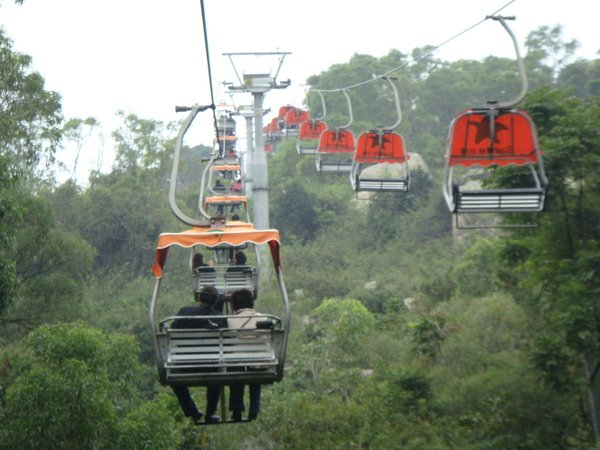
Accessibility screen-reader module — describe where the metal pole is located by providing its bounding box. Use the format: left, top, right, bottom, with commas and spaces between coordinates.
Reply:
244, 115, 254, 197
251, 92, 269, 229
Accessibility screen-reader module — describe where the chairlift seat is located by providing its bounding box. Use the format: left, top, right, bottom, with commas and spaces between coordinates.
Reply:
353, 178, 409, 191
157, 321, 285, 386
283, 108, 310, 136
315, 129, 355, 173
296, 120, 327, 155
351, 130, 410, 192
444, 109, 548, 213
193, 265, 257, 298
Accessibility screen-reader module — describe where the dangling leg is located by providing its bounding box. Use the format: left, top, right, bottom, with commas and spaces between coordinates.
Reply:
229, 383, 245, 421
172, 386, 202, 423
248, 383, 262, 420
205, 385, 221, 423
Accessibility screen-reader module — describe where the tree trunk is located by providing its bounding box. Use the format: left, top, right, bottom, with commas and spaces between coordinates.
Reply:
584, 358, 600, 443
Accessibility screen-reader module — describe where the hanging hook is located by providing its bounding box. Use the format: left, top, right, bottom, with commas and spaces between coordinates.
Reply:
169, 104, 213, 226
488, 15, 529, 108
381, 76, 402, 130
314, 90, 327, 121
340, 89, 354, 129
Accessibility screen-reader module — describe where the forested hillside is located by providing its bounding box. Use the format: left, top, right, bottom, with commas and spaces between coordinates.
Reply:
2, 21, 600, 449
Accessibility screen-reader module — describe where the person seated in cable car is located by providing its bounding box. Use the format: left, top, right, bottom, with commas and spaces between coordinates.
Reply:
191, 253, 222, 311
230, 178, 243, 194
192, 253, 215, 274
226, 251, 251, 273
213, 179, 227, 193
228, 178, 243, 213
170, 286, 226, 425
228, 288, 264, 422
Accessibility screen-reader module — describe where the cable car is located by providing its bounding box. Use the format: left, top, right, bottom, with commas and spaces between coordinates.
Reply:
282, 107, 310, 137
149, 222, 290, 390
204, 195, 248, 220
296, 91, 328, 155
208, 164, 243, 196
296, 119, 328, 155
442, 16, 548, 225
443, 107, 547, 214
315, 89, 356, 173
350, 77, 410, 192
264, 118, 284, 143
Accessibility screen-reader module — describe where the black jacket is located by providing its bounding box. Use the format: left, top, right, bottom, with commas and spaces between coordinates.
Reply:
172, 303, 227, 329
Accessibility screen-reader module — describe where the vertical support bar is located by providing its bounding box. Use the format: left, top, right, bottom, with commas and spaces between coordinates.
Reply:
252, 92, 269, 229
244, 115, 254, 197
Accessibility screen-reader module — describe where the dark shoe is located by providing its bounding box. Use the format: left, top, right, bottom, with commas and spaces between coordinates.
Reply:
192, 413, 204, 425
231, 410, 242, 422
205, 414, 221, 424
248, 411, 258, 421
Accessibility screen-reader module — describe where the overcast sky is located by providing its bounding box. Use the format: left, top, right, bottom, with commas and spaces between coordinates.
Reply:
2, 0, 598, 182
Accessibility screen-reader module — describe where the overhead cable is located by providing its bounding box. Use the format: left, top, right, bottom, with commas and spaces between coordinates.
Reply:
199, 0, 222, 154
315, 0, 518, 93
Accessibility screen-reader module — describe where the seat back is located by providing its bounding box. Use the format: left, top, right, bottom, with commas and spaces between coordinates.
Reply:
193, 265, 257, 299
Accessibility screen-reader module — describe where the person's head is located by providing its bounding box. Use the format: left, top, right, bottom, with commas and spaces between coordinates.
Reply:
215, 179, 223, 185
234, 250, 246, 265
196, 285, 219, 306
231, 289, 254, 311
192, 253, 204, 267
231, 214, 240, 221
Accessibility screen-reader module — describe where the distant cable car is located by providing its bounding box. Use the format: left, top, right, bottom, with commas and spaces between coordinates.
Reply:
282, 107, 310, 137
264, 117, 284, 143
297, 91, 328, 155
350, 77, 410, 192
316, 89, 356, 173
204, 195, 248, 220
296, 120, 328, 155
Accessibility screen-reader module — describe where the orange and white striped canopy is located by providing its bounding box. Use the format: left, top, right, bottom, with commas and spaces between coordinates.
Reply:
152, 225, 281, 278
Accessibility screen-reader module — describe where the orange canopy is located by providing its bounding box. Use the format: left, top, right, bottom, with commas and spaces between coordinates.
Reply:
355, 131, 409, 163
447, 109, 540, 167
204, 195, 247, 205
152, 225, 281, 278
210, 164, 241, 172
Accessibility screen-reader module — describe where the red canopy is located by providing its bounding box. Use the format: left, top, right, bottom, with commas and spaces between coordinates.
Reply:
298, 120, 328, 140
354, 131, 409, 163
278, 105, 295, 118
318, 129, 355, 154
447, 109, 540, 167
284, 109, 310, 126
263, 118, 281, 134
152, 225, 281, 278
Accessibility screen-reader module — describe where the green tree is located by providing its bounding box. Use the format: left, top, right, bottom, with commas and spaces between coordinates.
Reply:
0, 29, 63, 315
0, 322, 180, 450
0, 28, 62, 179
502, 87, 600, 443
